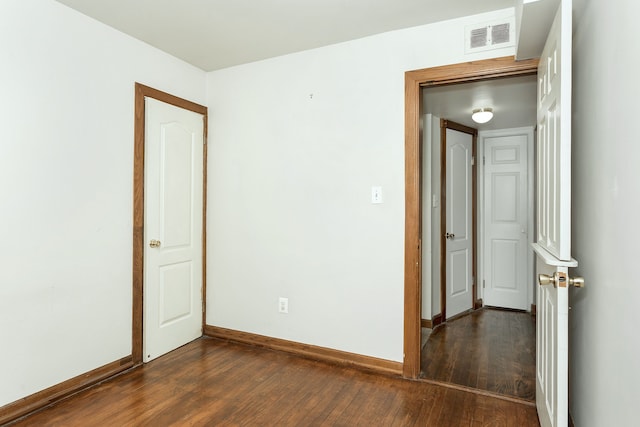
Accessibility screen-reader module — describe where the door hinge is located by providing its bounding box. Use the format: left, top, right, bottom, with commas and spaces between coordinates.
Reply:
471, 156, 475, 166
483, 280, 486, 289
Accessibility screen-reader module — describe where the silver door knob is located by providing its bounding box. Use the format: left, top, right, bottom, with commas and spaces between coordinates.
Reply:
445, 232, 455, 240
149, 239, 161, 248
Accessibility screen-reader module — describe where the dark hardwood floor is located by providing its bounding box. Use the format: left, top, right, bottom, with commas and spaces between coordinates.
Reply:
8, 336, 538, 426
421, 308, 536, 401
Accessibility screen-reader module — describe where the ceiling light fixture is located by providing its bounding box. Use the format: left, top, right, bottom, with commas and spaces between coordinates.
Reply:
471, 107, 493, 124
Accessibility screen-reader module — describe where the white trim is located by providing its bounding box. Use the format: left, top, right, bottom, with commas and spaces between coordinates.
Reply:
532, 243, 578, 267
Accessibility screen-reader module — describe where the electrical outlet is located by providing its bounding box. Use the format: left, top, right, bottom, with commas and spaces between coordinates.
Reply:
278, 297, 289, 314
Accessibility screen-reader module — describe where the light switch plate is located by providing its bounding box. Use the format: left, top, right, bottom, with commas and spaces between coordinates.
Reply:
371, 186, 383, 204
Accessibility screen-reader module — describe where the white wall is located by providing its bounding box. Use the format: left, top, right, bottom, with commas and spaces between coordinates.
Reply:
570, 0, 640, 424
0, 0, 206, 406
206, 9, 515, 362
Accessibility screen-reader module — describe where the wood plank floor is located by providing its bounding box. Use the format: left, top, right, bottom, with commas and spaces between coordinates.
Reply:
421, 308, 536, 401
8, 337, 538, 426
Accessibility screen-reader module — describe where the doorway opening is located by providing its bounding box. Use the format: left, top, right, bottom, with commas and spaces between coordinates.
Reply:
402, 56, 539, 379
418, 79, 536, 400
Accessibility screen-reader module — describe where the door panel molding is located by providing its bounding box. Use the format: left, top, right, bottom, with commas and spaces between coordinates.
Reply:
403, 56, 539, 378
133, 83, 208, 365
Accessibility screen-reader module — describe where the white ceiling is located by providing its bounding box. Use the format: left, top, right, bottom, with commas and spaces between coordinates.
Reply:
55, 0, 538, 131
423, 75, 538, 131
55, 0, 514, 71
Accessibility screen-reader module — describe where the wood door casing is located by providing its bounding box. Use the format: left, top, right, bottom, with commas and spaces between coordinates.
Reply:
403, 56, 539, 378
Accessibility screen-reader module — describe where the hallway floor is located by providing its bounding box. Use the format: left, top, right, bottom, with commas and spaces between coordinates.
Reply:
421, 308, 536, 402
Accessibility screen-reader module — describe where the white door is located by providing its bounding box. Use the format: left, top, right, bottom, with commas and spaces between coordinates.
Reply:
534, 1, 577, 426
144, 97, 204, 362
445, 127, 474, 319
483, 131, 530, 310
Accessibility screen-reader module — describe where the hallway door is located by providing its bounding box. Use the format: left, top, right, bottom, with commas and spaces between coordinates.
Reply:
443, 121, 476, 319
482, 130, 531, 310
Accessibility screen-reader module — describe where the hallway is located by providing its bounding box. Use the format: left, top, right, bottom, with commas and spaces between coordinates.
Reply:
421, 308, 536, 402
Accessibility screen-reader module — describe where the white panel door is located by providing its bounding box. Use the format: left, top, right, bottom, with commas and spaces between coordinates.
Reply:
483, 133, 529, 310
144, 97, 204, 362
536, 3, 571, 263
445, 128, 473, 319
534, 1, 576, 426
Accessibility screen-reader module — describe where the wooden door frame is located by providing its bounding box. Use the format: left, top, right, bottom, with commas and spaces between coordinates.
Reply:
132, 83, 208, 365
439, 119, 478, 321
403, 56, 538, 378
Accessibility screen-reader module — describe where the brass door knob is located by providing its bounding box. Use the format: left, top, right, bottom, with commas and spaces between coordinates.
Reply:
569, 276, 585, 288
149, 239, 161, 248
538, 273, 556, 286
539, 273, 585, 288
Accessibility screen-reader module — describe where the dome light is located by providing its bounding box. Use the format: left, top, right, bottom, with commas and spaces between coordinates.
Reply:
471, 107, 493, 124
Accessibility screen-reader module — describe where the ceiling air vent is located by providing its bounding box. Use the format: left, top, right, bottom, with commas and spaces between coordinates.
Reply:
465, 17, 515, 54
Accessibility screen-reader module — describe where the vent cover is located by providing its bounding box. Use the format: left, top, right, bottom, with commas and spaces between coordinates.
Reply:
470, 27, 488, 49
465, 18, 515, 54
492, 23, 511, 44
